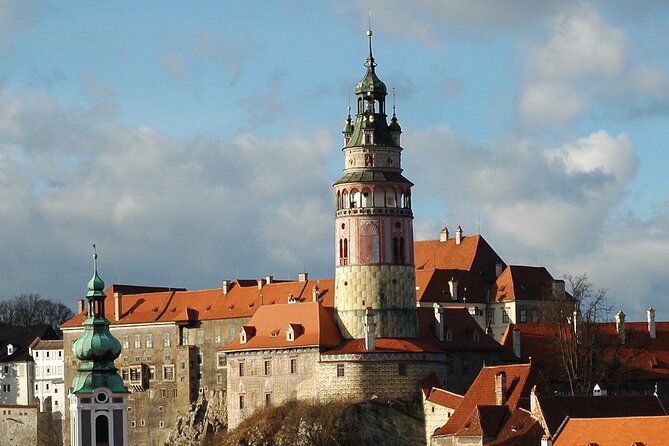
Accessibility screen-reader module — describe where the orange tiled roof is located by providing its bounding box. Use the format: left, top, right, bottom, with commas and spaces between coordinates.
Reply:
427, 388, 464, 410
487, 408, 545, 446
31, 339, 63, 350
61, 278, 334, 329
434, 363, 538, 438
416, 269, 489, 304
221, 301, 341, 352
491, 265, 555, 303
414, 235, 504, 283
553, 415, 669, 446
502, 321, 669, 382
537, 393, 666, 435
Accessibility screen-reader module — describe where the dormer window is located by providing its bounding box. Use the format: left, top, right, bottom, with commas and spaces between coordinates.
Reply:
7, 344, 13, 356
286, 324, 303, 342
239, 326, 256, 345
445, 329, 453, 342
473, 331, 480, 343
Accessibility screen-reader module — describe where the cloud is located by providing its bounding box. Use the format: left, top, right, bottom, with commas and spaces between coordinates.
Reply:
0, 0, 45, 53
517, 6, 669, 131
0, 86, 336, 301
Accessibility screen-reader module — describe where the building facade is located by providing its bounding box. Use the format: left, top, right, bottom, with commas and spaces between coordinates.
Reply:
31, 339, 65, 419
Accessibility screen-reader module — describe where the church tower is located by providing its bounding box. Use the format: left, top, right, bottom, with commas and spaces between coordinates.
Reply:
334, 29, 418, 339
69, 246, 129, 446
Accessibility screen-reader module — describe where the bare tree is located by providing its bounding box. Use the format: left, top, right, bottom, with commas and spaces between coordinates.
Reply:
553, 273, 627, 395
0, 294, 73, 334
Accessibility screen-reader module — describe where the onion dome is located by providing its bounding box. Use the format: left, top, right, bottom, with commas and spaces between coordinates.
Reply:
70, 246, 127, 395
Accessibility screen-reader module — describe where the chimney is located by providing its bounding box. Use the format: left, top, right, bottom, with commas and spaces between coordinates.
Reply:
265, 275, 273, 285
552, 280, 566, 300
495, 371, 507, 405
512, 328, 521, 359
495, 262, 503, 277
448, 277, 458, 301
364, 307, 376, 351
530, 385, 540, 417
298, 272, 308, 282
433, 303, 445, 342
648, 307, 656, 339
77, 299, 85, 314
540, 435, 553, 446
257, 278, 264, 290
222, 280, 231, 295
114, 292, 123, 322
312, 286, 319, 302
455, 226, 463, 245
615, 310, 626, 345
440, 227, 449, 242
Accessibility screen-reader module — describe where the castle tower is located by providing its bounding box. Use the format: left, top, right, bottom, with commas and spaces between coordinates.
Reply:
334, 29, 418, 339
69, 246, 129, 446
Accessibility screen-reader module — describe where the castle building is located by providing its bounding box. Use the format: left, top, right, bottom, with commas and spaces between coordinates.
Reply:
69, 248, 129, 446
31, 339, 65, 419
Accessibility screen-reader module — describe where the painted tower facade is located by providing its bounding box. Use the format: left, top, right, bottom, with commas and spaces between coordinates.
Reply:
69, 247, 129, 446
334, 30, 418, 339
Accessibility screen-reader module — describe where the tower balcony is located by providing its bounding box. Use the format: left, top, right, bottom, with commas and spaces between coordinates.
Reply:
336, 207, 413, 218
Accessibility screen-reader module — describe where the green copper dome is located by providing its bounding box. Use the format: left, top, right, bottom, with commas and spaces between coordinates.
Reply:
70, 246, 128, 395
355, 30, 387, 97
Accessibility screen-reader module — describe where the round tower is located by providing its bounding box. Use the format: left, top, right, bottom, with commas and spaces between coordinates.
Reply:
334, 30, 418, 339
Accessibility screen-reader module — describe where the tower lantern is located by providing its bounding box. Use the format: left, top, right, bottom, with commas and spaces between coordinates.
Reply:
333, 29, 418, 339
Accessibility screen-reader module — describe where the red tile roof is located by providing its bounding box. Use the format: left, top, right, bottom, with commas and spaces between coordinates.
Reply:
61, 278, 334, 329
491, 265, 556, 303
487, 408, 545, 446
414, 235, 504, 284
416, 269, 489, 304
222, 301, 341, 352
433, 363, 539, 438
553, 415, 669, 446
31, 339, 63, 350
417, 307, 502, 352
536, 393, 666, 434
427, 388, 464, 409
502, 321, 669, 382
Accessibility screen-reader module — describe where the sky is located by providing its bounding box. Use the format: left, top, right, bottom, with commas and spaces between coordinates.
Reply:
1, 1, 668, 321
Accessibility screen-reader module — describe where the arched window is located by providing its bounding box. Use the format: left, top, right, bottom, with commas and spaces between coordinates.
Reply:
374, 189, 385, 207
399, 191, 405, 209
361, 188, 372, 207
95, 414, 109, 445
399, 237, 406, 264
342, 190, 349, 209
336, 191, 341, 210
351, 190, 360, 208
386, 191, 397, 208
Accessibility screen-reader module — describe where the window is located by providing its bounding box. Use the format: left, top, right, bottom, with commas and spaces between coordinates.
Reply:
160, 389, 167, 398
217, 353, 227, 368
134, 335, 141, 349
181, 330, 189, 346
519, 310, 527, 323
239, 394, 245, 410
264, 360, 271, 376
214, 329, 221, 344
163, 365, 175, 381
502, 309, 509, 323
445, 329, 453, 342
121, 369, 129, 380
336, 364, 345, 377
487, 309, 495, 325
197, 330, 204, 345
122, 336, 129, 349
265, 393, 272, 406
134, 356, 141, 362
35, 351, 39, 358
531, 309, 539, 323
149, 366, 155, 381
2, 384, 10, 392
159, 421, 164, 428
216, 374, 223, 384
164, 355, 172, 363
130, 367, 142, 382
398, 364, 407, 376
163, 333, 171, 347
146, 334, 153, 348
238, 362, 245, 377
290, 358, 297, 374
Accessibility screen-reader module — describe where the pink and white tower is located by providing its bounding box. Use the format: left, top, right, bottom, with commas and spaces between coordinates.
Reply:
334, 29, 418, 340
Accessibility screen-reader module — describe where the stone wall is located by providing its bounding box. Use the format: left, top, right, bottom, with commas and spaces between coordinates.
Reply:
0, 404, 55, 446
335, 264, 418, 338
226, 348, 321, 429
424, 398, 456, 446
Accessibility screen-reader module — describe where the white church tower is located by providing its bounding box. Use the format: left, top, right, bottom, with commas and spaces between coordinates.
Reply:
69, 246, 129, 446
334, 29, 418, 340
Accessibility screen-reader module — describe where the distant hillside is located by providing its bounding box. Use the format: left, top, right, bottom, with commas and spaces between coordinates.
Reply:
212, 398, 425, 446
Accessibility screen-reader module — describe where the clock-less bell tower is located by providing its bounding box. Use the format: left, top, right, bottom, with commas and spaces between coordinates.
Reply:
333, 29, 418, 340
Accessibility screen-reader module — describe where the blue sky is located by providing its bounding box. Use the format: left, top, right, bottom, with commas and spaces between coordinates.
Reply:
1, 1, 668, 320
